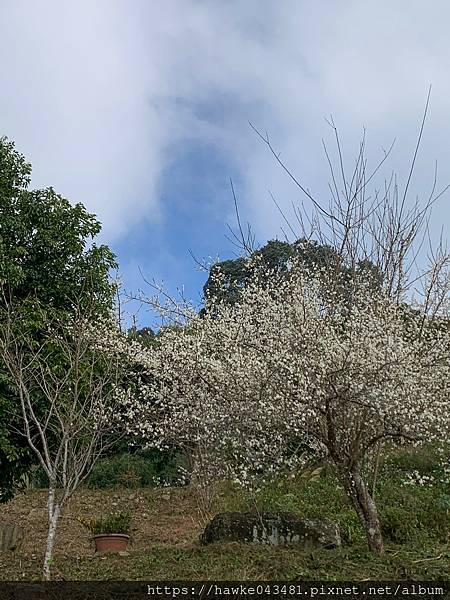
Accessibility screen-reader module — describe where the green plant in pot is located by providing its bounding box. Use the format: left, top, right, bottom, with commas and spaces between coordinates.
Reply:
78, 511, 132, 553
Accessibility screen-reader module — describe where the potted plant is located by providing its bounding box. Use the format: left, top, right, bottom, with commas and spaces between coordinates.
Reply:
78, 511, 132, 553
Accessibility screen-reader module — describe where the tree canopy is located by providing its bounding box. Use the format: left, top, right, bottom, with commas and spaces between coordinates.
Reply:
0, 136, 117, 501
203, 238, 383, 307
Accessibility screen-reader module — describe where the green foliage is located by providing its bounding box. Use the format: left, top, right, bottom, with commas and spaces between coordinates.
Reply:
374, 444, 450, 544
0, 136, 117, 501
378, 484, 449, 543
379, 506, 418, 544
0, 137, 117, 310
127, 326, 158, 349
86, 450, 185, 489
203, 238, 382, 308
214, 449, 450, 547
381, 444, 447, 478
204, 239, 309, 305
215, 470, 363, 545
78, 511, 132, 535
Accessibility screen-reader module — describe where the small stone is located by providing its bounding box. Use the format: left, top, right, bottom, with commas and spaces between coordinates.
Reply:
118, 551, 130, 557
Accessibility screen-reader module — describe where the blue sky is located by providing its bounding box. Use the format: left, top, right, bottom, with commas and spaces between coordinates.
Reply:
1, 1, 450, 326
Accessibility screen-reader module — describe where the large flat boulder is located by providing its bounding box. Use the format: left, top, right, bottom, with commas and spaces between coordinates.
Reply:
201, 512, 340, 549
0, 522, 23, 552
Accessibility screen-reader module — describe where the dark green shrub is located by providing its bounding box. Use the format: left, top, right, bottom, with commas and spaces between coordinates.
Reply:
381, 444, 449, 480
15, 464, 49, 490
380, 505, 419, 543
378, 477, 450, 543
86, 449, 186, 489
20, 448, 188, 490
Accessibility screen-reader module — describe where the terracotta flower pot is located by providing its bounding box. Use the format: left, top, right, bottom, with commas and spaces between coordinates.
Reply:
93, 533, 130, 553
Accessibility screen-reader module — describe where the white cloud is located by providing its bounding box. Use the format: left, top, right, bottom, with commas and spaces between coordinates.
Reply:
1, 0, 449, 245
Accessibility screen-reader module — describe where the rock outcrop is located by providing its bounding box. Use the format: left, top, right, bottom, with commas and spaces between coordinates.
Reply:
201, 512, 340, 549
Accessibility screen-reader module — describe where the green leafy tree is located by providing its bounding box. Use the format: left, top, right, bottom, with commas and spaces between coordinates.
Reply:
203, 238, 382, 307
0, 136, 117, 500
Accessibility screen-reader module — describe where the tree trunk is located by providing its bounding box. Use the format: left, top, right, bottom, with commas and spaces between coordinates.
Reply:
341, 467, 385, 555
43, 487, 61, 581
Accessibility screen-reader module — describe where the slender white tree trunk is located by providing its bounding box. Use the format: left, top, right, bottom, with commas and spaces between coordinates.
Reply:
43, 487, 61, 581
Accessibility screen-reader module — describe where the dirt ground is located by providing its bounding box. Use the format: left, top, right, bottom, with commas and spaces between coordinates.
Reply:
0, 487, 203, 558
1, 486, 449, 581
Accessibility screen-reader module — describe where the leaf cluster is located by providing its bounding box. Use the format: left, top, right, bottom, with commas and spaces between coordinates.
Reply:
78, 511, 132, 535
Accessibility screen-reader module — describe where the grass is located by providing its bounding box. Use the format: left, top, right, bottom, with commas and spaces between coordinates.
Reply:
0, 445, 449, 581
0, 540, 448, 581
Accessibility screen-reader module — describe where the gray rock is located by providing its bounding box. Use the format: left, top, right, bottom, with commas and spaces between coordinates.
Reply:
201, 512, 340, 549
0, 522, 24, 552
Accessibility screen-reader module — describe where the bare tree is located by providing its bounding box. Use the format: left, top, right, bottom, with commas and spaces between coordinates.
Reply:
250, 88, 450, 307
0, 301, 125, 580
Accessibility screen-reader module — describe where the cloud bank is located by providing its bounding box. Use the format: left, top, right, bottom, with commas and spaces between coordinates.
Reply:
1, 0, 449, 255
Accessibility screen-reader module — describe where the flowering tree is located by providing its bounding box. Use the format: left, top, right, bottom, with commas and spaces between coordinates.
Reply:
0, 301, 126, 580
98, 256, 449, 555
100, 116, 450, 555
